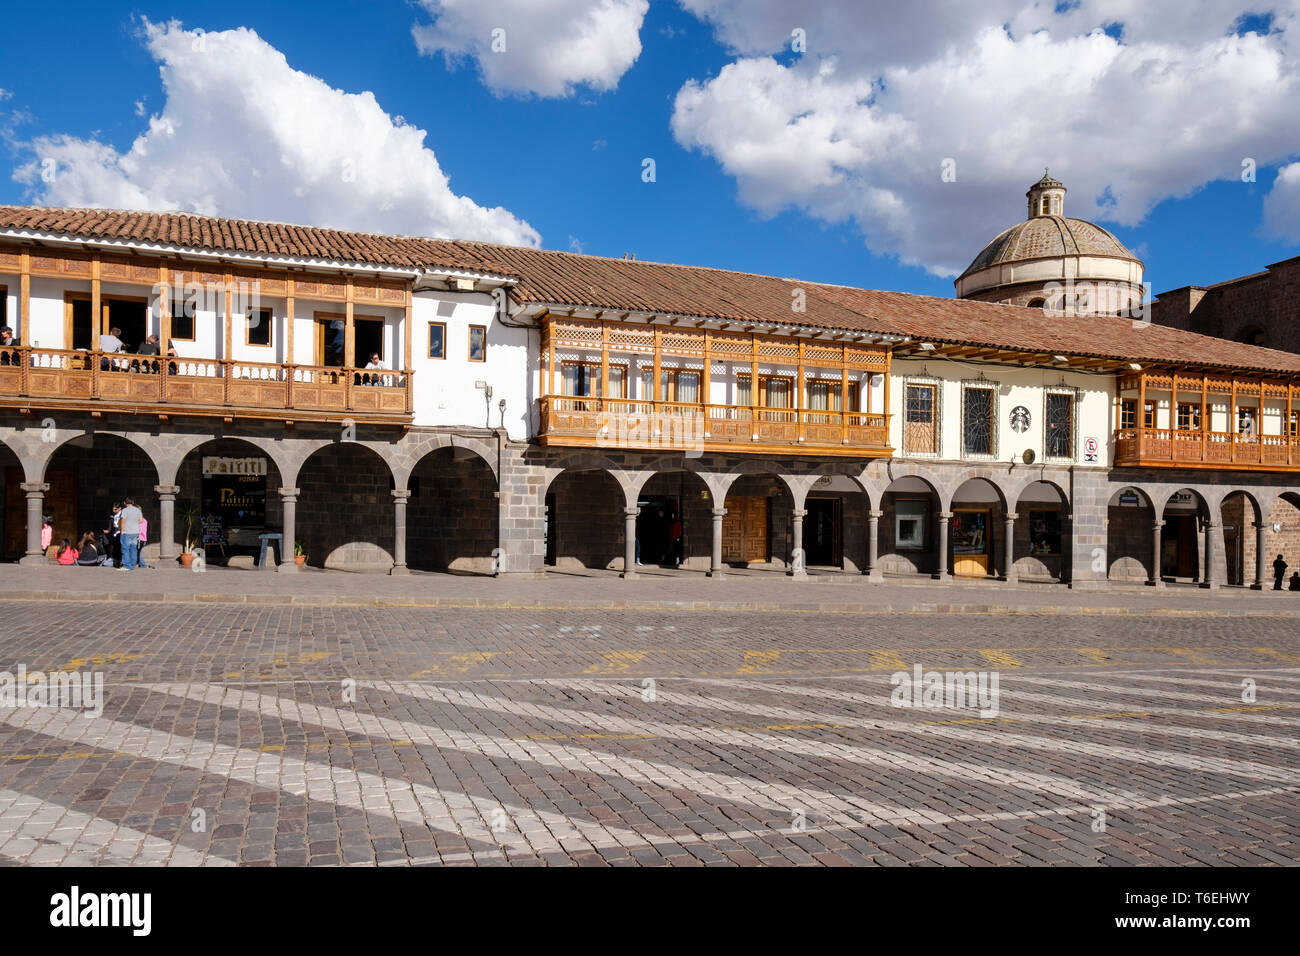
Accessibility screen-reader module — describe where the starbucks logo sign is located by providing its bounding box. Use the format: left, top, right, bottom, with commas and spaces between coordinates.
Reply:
1009, 406, 1031, 433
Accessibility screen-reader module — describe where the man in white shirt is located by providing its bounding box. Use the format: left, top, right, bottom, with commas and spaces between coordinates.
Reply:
99, 326, 125, 370
363, 352, 386, 386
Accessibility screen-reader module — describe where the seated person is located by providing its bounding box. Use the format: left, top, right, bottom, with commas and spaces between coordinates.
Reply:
0, 325, 17, 363
56, 538, 78, 565
1290, 572, 1300, 592
76, 531, 107, 566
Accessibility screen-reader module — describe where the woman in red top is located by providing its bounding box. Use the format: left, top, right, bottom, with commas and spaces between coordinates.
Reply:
56, 538, 78, 565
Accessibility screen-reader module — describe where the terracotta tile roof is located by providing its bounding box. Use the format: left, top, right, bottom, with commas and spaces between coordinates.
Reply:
3, 204, 1298, 376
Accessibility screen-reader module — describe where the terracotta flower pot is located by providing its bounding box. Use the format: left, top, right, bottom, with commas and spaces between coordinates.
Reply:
294, 555, 306, 567
179, 553, 195, 568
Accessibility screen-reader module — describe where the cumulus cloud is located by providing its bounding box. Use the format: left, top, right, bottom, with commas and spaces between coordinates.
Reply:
413, 0, 649, 98
672, 1, 1300, 276
1263, 162, 1300, 242
14, 20, 539, 247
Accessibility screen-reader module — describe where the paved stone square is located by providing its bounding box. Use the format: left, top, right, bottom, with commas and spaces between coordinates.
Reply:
0, 592, 1297, 866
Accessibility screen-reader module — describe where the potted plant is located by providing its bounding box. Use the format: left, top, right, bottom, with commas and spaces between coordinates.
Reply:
294, 540, 307, 567
178, 502, 199, 567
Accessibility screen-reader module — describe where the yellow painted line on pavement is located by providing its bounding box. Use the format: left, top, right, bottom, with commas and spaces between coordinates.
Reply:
54, 652, 151, 672
1168, 647, 1231, 667
1076, 647, 1118, 665
582, 650, 648, 675
1254, 647, 1300, 663
737, 650, 782, 674
867, 650, 908, 670
979, 649, 1024, 668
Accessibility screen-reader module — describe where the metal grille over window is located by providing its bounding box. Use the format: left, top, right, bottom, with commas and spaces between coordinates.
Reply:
905, 384, 937, 453
962, 387, 994, 456
1046, 393, 1073, 458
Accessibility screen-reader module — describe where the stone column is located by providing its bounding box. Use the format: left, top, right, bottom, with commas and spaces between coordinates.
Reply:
866, 509, 883, 582
1253, 521, 1267, 590
709, 507, 726, 579
1150, 521, 1164, 588
1200, 518, 1218, 589
154, 483, 179, 561
790, 508, 808, 579
622, 507, 638, 579
19, 482, 48, 565
935, 511, 952, 580
391, 488, 410, 576
279, 487, 299, 574
1003, 512, 1018, 584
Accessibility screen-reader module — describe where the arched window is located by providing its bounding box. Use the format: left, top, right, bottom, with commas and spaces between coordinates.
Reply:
1027, 298, 1046, 310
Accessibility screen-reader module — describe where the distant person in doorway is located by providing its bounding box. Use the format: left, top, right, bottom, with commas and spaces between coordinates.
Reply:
117, 497, 144, 571
41, 514, 53, 554
1274, 554, 1288, 590
670, 508, 683, 568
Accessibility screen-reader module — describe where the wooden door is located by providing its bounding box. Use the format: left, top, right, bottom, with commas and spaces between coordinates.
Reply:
722, 496, 769, 564
951, 508, 991, 577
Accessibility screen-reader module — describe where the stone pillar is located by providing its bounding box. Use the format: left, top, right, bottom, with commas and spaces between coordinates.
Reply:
1150, 521, 1164, 588
1003, 512, 1018, 584
866, 509, 883, 582
1253, 521, 1267, 590
1200, 518, 1218, 589
935, 511, 952, 580
19, 481, 48, 565
709, 508, 726, 579
622, 507, 638, 579
154, 483, 179, 561
790, 508, 808, 579
391, 488, 410, 576
279, 487, 299, 574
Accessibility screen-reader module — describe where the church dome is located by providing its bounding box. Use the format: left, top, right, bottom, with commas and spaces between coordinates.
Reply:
955, 170, 1145, 312
960, 216, 1140, 278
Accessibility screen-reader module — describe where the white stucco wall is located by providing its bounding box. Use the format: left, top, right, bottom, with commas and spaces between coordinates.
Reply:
890, 357, 1114, 467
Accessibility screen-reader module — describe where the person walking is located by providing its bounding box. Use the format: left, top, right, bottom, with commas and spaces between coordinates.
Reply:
1273, 553, 1288, 591
136, 514, 150, 568
117, 497, 144, 571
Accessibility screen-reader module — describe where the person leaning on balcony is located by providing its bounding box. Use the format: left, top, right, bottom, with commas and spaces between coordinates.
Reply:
363, 352, 386, 386
137, 334, 161, 374
0, 326, 17, 364
99, 326, 124, 370
1274, 554, 1288, 590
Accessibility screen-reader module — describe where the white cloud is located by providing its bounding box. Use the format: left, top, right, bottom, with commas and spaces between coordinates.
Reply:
672, 1, 1300, 276
413, 0, 649, 98
14, 20, 539, 247
1264, 162, 1300, 242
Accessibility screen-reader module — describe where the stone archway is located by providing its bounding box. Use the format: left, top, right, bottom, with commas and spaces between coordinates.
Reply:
949, 477, 1009, 580
628, 468, 713, 572
0, 436, 27, 562
1219, 490, 1263, 587
174, 438, 287, 567
878, 473, 943, 578
1106, 485, 1156, 584
296, 442, 396, 572
716, 469, 797, 573
407, 445, 499, 574
1013, 480, 1071, 584
544, 465, 626, 572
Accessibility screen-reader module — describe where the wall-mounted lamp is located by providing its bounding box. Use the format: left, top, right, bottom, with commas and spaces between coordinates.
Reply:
498, 398, 507, 429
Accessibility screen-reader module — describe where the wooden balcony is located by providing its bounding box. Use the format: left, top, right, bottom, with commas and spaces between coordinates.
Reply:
539, 396, 892, 457
1114, 428, 1300, 472
0, 346, 412, 424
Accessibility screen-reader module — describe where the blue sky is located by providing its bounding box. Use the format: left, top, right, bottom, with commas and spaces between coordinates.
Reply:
2, 0, 1297, 301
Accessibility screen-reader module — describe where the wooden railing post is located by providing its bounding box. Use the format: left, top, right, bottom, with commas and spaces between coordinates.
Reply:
286, 363, 296, 409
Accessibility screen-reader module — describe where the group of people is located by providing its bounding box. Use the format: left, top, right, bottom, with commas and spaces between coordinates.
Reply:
49, 497, 152, 570
1272, 554, 1300, 591
98, 327, 177, 372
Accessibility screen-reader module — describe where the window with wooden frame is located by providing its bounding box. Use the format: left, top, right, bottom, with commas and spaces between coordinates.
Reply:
562, 361, 627, 398
1121, 399, 1155, 429
904, 382, 938, 454
427, 322, 446, 359
642, 368, 702, 404
1044, 390, 1075, 459
1237, 405, 1258, 437
245, 307, 272, 348
961, 384, 996, 457
468, 324, 486, 362
168, 293, 196, 341
1176, 402, 1202, 431
736, 374, 793, 408
1290, 410, 1298, 438
805, 379, 859, 418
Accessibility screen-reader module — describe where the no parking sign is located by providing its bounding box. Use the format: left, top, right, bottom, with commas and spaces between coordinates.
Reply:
1083, 436, 1099, 462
